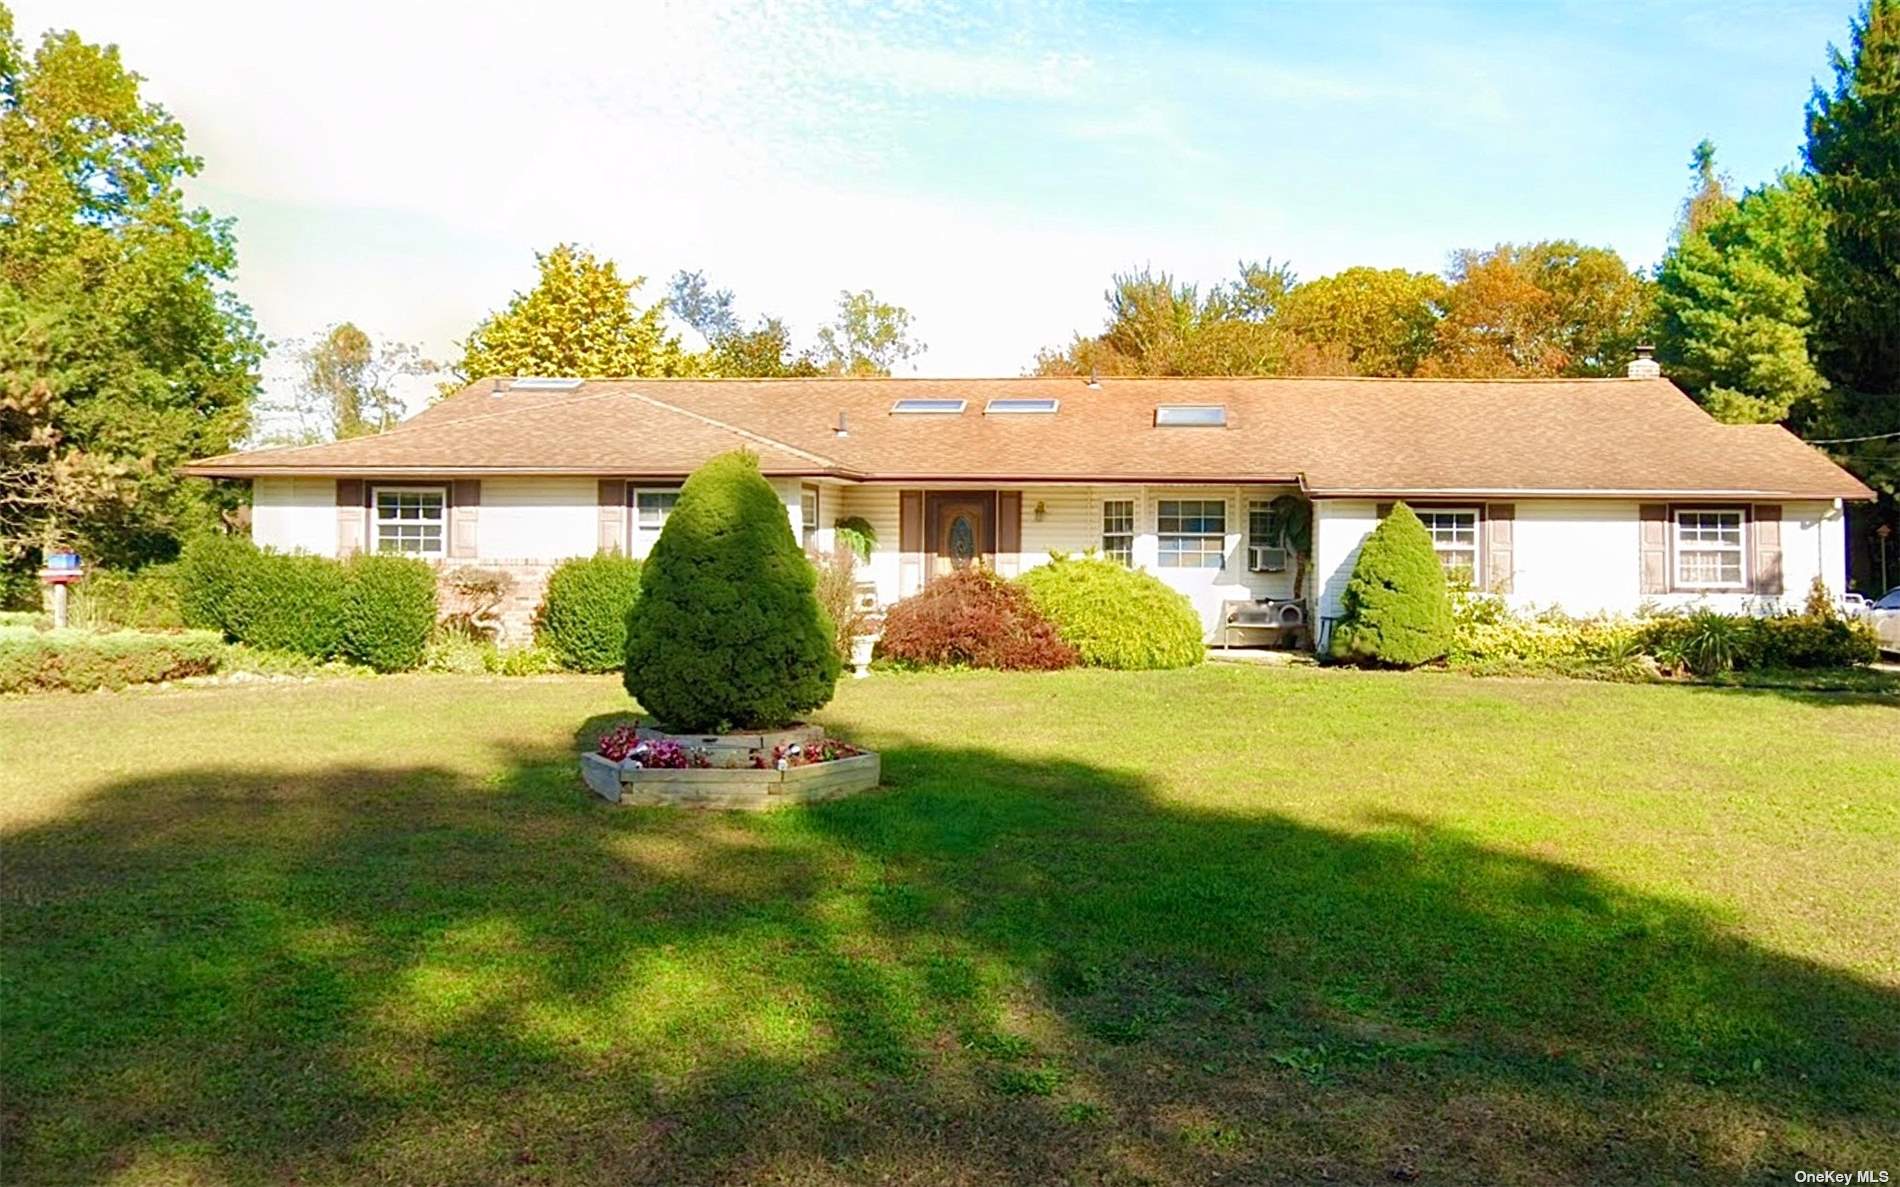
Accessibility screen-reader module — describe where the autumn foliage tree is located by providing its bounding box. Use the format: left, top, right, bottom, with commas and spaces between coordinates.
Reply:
1275, 267, 1447, 376
443, 244, 691, 392
1421, 242, 1654, 379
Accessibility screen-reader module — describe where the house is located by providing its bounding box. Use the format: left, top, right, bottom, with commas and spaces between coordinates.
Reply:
185, 361, 1874, 645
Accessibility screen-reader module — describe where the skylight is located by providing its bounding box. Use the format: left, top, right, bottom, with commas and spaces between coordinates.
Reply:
509, 377, 585, 391
890, 399, 966, 414
984, 398, 1060, 415
1154, 404, 1228, 427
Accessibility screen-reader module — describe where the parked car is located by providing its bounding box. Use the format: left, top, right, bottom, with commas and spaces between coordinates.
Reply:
1872, 587, 1900, 655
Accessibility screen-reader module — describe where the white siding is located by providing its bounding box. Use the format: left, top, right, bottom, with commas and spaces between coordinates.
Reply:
477, 477, 598, 562
1313, 497, 1847, 623
836, 486, 902, 606
251, 477, 336, 556
1313, 499, 1380, 625
835, 484, 1298, 640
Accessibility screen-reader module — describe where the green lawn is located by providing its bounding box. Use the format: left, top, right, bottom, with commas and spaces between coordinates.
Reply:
2, 667, 1896, 1185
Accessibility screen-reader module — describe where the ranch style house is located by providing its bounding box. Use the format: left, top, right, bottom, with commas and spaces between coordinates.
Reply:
185, 361, 1874, 647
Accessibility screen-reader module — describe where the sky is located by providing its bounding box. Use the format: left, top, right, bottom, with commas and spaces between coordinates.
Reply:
16, 0, 1862, 412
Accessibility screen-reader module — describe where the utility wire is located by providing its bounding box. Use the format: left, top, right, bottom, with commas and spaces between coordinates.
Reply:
1802, 428, 1900, 444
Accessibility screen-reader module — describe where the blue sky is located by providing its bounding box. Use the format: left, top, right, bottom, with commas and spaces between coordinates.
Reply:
20, 0, 1859, 398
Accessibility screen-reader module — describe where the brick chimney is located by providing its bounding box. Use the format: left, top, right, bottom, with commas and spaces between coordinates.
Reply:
1627, 344, 1661, 379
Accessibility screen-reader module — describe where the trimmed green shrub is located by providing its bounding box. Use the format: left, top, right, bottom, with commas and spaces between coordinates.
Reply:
1754, 613, 1879, 668
1018, 554, 1203, 669
340, 554, 437, 672
876, 568, 1078, 671
224, 552, 348, 659
1329, 503, 1453, 668
0, 628, 223, 693
178, 534, 259, 632
536, 554, 643, 672
624, 451, 841, 731
70, 565, 186, 630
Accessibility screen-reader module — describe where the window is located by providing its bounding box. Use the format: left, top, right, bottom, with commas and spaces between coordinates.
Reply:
801, 485, 820, 548
890, 399, 966, 414
373, 486, 446, 558
1247, 501, 1286, 572
984, 398, 1059, 414
1154, 405, 1227, 427
1417, 508, 1478, 579
1101, 499, 1134, 565
1674, 509, 1745, 588
1157, 498, 1226, 568
634, 488, 680, 532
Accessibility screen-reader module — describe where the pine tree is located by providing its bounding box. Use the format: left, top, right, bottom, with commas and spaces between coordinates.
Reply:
1655, 172, 1828, 423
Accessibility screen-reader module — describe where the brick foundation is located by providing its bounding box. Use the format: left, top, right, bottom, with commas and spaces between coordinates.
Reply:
435, 560, 555, 645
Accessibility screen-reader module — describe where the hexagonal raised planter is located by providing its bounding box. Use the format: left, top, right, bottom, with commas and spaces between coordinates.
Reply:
579, 723, 881, 810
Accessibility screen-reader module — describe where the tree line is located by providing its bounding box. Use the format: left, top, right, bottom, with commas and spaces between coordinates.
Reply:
3, 0, 1897, 592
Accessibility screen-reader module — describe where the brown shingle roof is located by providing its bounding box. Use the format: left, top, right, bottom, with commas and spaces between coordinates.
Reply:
184, 376, 1874, 500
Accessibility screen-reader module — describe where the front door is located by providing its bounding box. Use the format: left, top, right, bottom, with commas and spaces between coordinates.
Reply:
927, 492, 995, 578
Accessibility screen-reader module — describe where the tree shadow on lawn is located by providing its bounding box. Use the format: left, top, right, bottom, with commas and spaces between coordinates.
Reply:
2, 728, 1895, 1186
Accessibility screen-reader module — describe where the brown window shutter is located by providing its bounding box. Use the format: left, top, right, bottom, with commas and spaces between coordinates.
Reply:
996, 491, 1022, 574
1752, 504, 1783, 595
335, 479, 365, 556
1484, 503, 1514, 594
1639, 503, 1669, 594
1376, 501, 1394, 519
597, 479, 627, 554
898, 490, 924, 595
449, 480, 480, 559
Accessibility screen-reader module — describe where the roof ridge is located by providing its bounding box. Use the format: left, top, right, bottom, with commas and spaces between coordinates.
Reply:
617, 386, 845, 468
192, 388, 635, 466
482, 374, 1651, 385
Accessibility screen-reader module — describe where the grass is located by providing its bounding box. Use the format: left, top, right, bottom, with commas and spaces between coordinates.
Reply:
1, 665, 1896, 1185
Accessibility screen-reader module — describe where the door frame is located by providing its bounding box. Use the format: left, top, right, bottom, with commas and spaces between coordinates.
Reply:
924, 490, 998, 576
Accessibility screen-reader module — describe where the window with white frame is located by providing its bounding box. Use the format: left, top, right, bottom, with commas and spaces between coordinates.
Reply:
1674, 508, 1745, 588
634, 488, 680, 535
1417, 508, 1478, 579
1157, 498, 1225, 569
373, 486, 446, 557
801, 485, 820, 548
1100, 499, 1134, 565
1247, 500, 1286, 571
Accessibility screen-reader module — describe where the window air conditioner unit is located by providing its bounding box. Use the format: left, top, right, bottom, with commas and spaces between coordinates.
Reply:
1248, 545, 1287, 573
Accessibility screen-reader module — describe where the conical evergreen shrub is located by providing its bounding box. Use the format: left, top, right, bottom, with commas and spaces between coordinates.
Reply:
623, 451, 840, 731
1328, 502, 1453, 667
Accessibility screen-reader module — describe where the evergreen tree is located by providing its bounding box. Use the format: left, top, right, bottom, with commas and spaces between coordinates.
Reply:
1328, 504, 1453, 668
624, 451, 839, 731
1803, 0, 1900, 497
1655, 172, 1829, 423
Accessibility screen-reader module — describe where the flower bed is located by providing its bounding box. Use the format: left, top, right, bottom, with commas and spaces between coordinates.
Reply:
580, 720, 880, 810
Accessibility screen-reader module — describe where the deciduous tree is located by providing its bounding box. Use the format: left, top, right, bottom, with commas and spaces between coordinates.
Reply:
443, 244, 690, 392
1276, 267, 1447, 376
258, 323, 430, 445
1422, 242, 1653, 379
667, 270, 822, 378
1032, 262, 1321, 377
815, 290, 925, 377
0, 7, 262, 566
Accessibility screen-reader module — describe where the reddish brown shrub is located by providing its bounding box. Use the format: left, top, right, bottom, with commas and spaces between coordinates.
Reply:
875, 569, 1078, 671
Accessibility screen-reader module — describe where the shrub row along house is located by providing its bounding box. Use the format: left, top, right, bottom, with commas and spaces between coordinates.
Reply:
185, 360, 1872, 648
